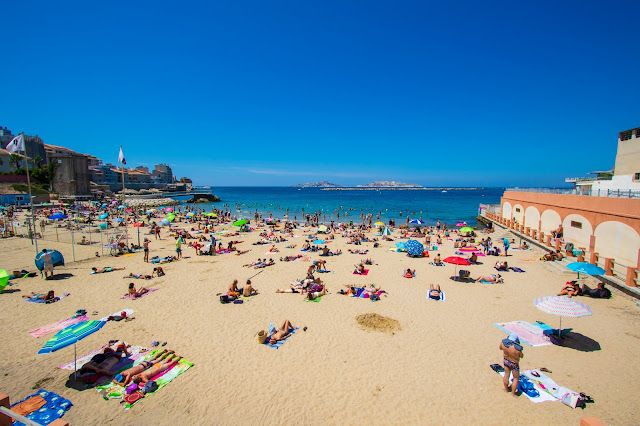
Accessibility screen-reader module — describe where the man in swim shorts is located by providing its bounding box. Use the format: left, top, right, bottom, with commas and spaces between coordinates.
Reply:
499, 333, 523, 396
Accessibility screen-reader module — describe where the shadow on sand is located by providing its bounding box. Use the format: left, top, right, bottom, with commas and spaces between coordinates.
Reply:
552, 332, 601, 352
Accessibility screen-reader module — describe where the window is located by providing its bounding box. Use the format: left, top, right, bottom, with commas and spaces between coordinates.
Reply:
619, 130, 633, 141
634, 172, 640, 181
16, 196, 24, 201
515, 208, 521, 212
571, 221, 582, 229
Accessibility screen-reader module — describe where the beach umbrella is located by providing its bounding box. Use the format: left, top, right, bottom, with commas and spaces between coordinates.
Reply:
34, 250, 65, 271
409, 219, 424, 225
456, 222, 465, 227
382, 227, 392, 236
159, 219, 170, 226
133, 222, 144, 227
112, 218, 124, 223
126, 209, 133, 212
395, 242, 406, 251
443, 256, 471, 276
233, 219, 248, 227
404, 239, 424, 257
166, 213, 175, 222
459, 227, 473, 233
166, 208, 174, 212
38, 320, 106, 380
186, 212, 195, 217
48, 213, 68, 220
534, 296, 592, 332
117, 205, 125, 210
375, 221, 385, 227
0, 269, 9, 293
99, 223, 108, 230
318, 225, 327, 232
312, 239, 326, 245
98, 213, 108, 220
566, 262, 606, 279
459, 246, 481, 252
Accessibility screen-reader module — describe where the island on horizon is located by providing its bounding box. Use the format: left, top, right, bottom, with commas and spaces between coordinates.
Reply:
290, 180, 422, 188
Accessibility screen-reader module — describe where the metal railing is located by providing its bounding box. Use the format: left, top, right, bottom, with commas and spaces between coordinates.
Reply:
505, 187, 640, 199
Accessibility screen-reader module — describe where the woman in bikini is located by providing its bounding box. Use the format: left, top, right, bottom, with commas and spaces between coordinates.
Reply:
113, 350, 174, 385
131, 355, 183, 385
557, 280, 580, 298
475, 274, 503, 283
428, 284, 442, 300
22, 290, 55, 301
128, 283, 149, 298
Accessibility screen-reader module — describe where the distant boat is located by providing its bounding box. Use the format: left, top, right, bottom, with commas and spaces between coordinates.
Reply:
442, 190, 447, 193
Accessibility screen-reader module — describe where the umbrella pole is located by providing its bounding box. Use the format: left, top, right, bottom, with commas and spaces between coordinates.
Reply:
137, 225, 140, 247
74, 342, 77, 381
71, 229, 75, 262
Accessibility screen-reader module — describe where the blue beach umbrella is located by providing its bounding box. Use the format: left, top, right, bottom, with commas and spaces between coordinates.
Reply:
159, 219, 170, 226
117, 205, 125, 209
38, 320, 106, 379
409, 219, 424, 225
35, 250, 65, 271
112, 218, 124, 223
101, 204, 108, 208
395, 242, 406, 251
566, 262, 606, 279
313, 239, 326, 245
99, 223, 108, 230
404, 239, 424, 257
98, 213, 108, 220
48, 213, 68, 220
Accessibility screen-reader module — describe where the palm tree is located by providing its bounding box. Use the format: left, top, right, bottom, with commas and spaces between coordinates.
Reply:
9, 154, 22, 170
33, 155, 44, 167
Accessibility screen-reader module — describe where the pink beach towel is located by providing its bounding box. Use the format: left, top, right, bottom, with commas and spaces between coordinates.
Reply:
121, 288, 158, 300
495, 321, 552, 347
29, 315, 89, 338
353, 269, 370, 276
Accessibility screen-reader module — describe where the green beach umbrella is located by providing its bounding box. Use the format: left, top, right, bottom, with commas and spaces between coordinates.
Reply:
233, 219, 248, 227
459, 227, 474, 233
166, 213, 176, 222
382, 227, 392, 236
0, 269, 9, 293
39, 320, 107, 380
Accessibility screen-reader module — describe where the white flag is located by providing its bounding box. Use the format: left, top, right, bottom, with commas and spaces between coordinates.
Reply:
6, 134, 25, 154
118, 146, 126, 165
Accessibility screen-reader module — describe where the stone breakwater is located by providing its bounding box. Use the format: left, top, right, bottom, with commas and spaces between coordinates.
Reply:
321, 187, 483, 191
126, 197, 180, 208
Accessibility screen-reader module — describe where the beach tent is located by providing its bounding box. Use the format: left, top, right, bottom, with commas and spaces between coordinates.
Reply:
159, 219, 170, 227
35, 250, 65, 271
395, 242, 406, 251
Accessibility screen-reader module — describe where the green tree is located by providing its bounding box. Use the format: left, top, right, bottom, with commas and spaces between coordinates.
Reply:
33, 155, 44, 167
9, 154, 22, 170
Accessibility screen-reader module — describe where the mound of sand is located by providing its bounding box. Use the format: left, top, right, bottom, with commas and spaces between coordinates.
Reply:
356, 313, 401, 334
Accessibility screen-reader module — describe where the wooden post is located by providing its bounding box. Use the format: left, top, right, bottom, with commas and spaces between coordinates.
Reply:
626, 267, 638, 287
604, 258, 614, 276
577, 254, 585, 262
0, 393, 10, 426
590, 252, 599, 265
532, 229, 537, 239
525, 227, 530, 236
545, 235, 552, 247
539, 232, 544, 243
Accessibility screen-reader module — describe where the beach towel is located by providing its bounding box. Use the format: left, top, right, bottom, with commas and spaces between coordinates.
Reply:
316, 269, 331, 273
121, 288, 158, 300
99, 309, 135, 322
10, 390, 72, 426
429, 262, 445, 266
427, 291, 445, 301
479, 279, 501, 284
29, 315, 89, 338
58, 342, 148, 370
533, 321, 573, 337
493, 321, 552, 347
353, 269, 369, 275
509, 267, 526, 273
490, 365, 558, 403
402, 270, 416, 278
522, 369, 579, 403
24, 294, 67, 304
264, 327, 299, 349
304, 296, 323, 302
95, 350, 193, 409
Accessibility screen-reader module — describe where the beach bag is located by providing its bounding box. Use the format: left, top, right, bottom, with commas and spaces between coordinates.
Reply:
124, 391, 145, 404
370, 294, 380, 301
257, 330, 268, 344
561, 392, 580, 408
142, 380, 158, 394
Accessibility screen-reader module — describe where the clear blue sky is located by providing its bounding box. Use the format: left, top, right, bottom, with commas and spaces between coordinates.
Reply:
2, 1, 639, 187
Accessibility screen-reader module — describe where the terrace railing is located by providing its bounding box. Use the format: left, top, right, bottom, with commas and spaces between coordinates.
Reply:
505, 187, 640, 199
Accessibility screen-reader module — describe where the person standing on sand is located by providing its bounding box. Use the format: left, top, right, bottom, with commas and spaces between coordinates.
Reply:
41, 249, 54, 280
143, 238, 150, 262
175, 236, 183, 259
503, 237, 510, 256
499, 333, 523, 396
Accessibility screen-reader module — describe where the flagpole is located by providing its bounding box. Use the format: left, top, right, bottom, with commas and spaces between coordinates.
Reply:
120, 146, 129, 247
22, 133, 38, 254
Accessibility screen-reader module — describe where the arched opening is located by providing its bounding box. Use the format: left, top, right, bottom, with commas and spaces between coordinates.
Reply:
524, 206, 541, 231
593, 222, 640, 267
512, 204, 524, 224
540, 209, 562, 234
562, 214, 593, 250
502, 202, 512, 220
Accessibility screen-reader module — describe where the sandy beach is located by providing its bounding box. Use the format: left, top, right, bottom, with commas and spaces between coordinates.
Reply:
1, 217, 639, 425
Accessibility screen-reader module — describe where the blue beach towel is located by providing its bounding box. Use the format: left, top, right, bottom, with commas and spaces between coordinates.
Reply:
430, 262, 445, 266
11, 389, 72, 426
24, 296, 64, 304
316, 269, 331, 273
264, 327, 299, 349
509, 267, 526, 273
427, 291, 445, 301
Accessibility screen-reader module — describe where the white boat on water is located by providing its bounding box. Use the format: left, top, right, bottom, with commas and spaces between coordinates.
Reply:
442, 190, 447, 193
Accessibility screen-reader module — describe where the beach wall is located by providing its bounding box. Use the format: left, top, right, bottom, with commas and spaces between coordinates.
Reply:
498, 191, 640, 269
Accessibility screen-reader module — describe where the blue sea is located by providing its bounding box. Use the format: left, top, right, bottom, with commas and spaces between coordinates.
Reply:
172, 187, 504, 227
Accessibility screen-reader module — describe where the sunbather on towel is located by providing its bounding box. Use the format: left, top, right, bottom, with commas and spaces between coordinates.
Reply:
404, 269, 415, 278
306, 285, 327, 301
558, 280, 579, 297
153, 256, 177, 264
152, 267, 165, 277
433, 254, 443, 265
428, 284, 442, 300
269, 319, 295, 344
22, 290, 55, 301
114, 350, 174, 385
475, 274, 503, 283
125, 273, 152, 280
92, 266, 126, 274
362, 258, 374, 265
79, 341, 131, 376
128, 283, 150, 299
495, 261, 508, 271
499, 333, 524, 396
580, 282, 611, 299
131, 355, 183, 385
354, 263, 366, 274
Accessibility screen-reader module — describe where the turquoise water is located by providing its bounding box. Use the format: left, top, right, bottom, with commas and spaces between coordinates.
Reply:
173, 187, 504, 227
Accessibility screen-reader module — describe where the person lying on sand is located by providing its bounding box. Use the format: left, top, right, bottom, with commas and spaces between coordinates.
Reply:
542, 250, 564, 261
22, 290, 55, 301
269, 320, 296, 345
354, 263, 366, 274
404, 269, 415, 278
92, 266, 126, 274
254, 258, 275, 269
278, 278, 322, 293
243, 258, 263, 267
125, 273, 152, 280
79, 341, 131, 376
131, 355, 183, 385
128, 283, 149, 299
362, 258, 374, 265
428, 284, 442, 300
495, 261, 508, 271
113, 350, 174, 385
152, 267, 165, 277
558, 280, 580, 298
475, 274, 503, 283
154, 256, 177, 264
306, 285, 327, 301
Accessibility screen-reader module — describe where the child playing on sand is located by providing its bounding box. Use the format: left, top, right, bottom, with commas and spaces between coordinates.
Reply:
499, 333, 524, 396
